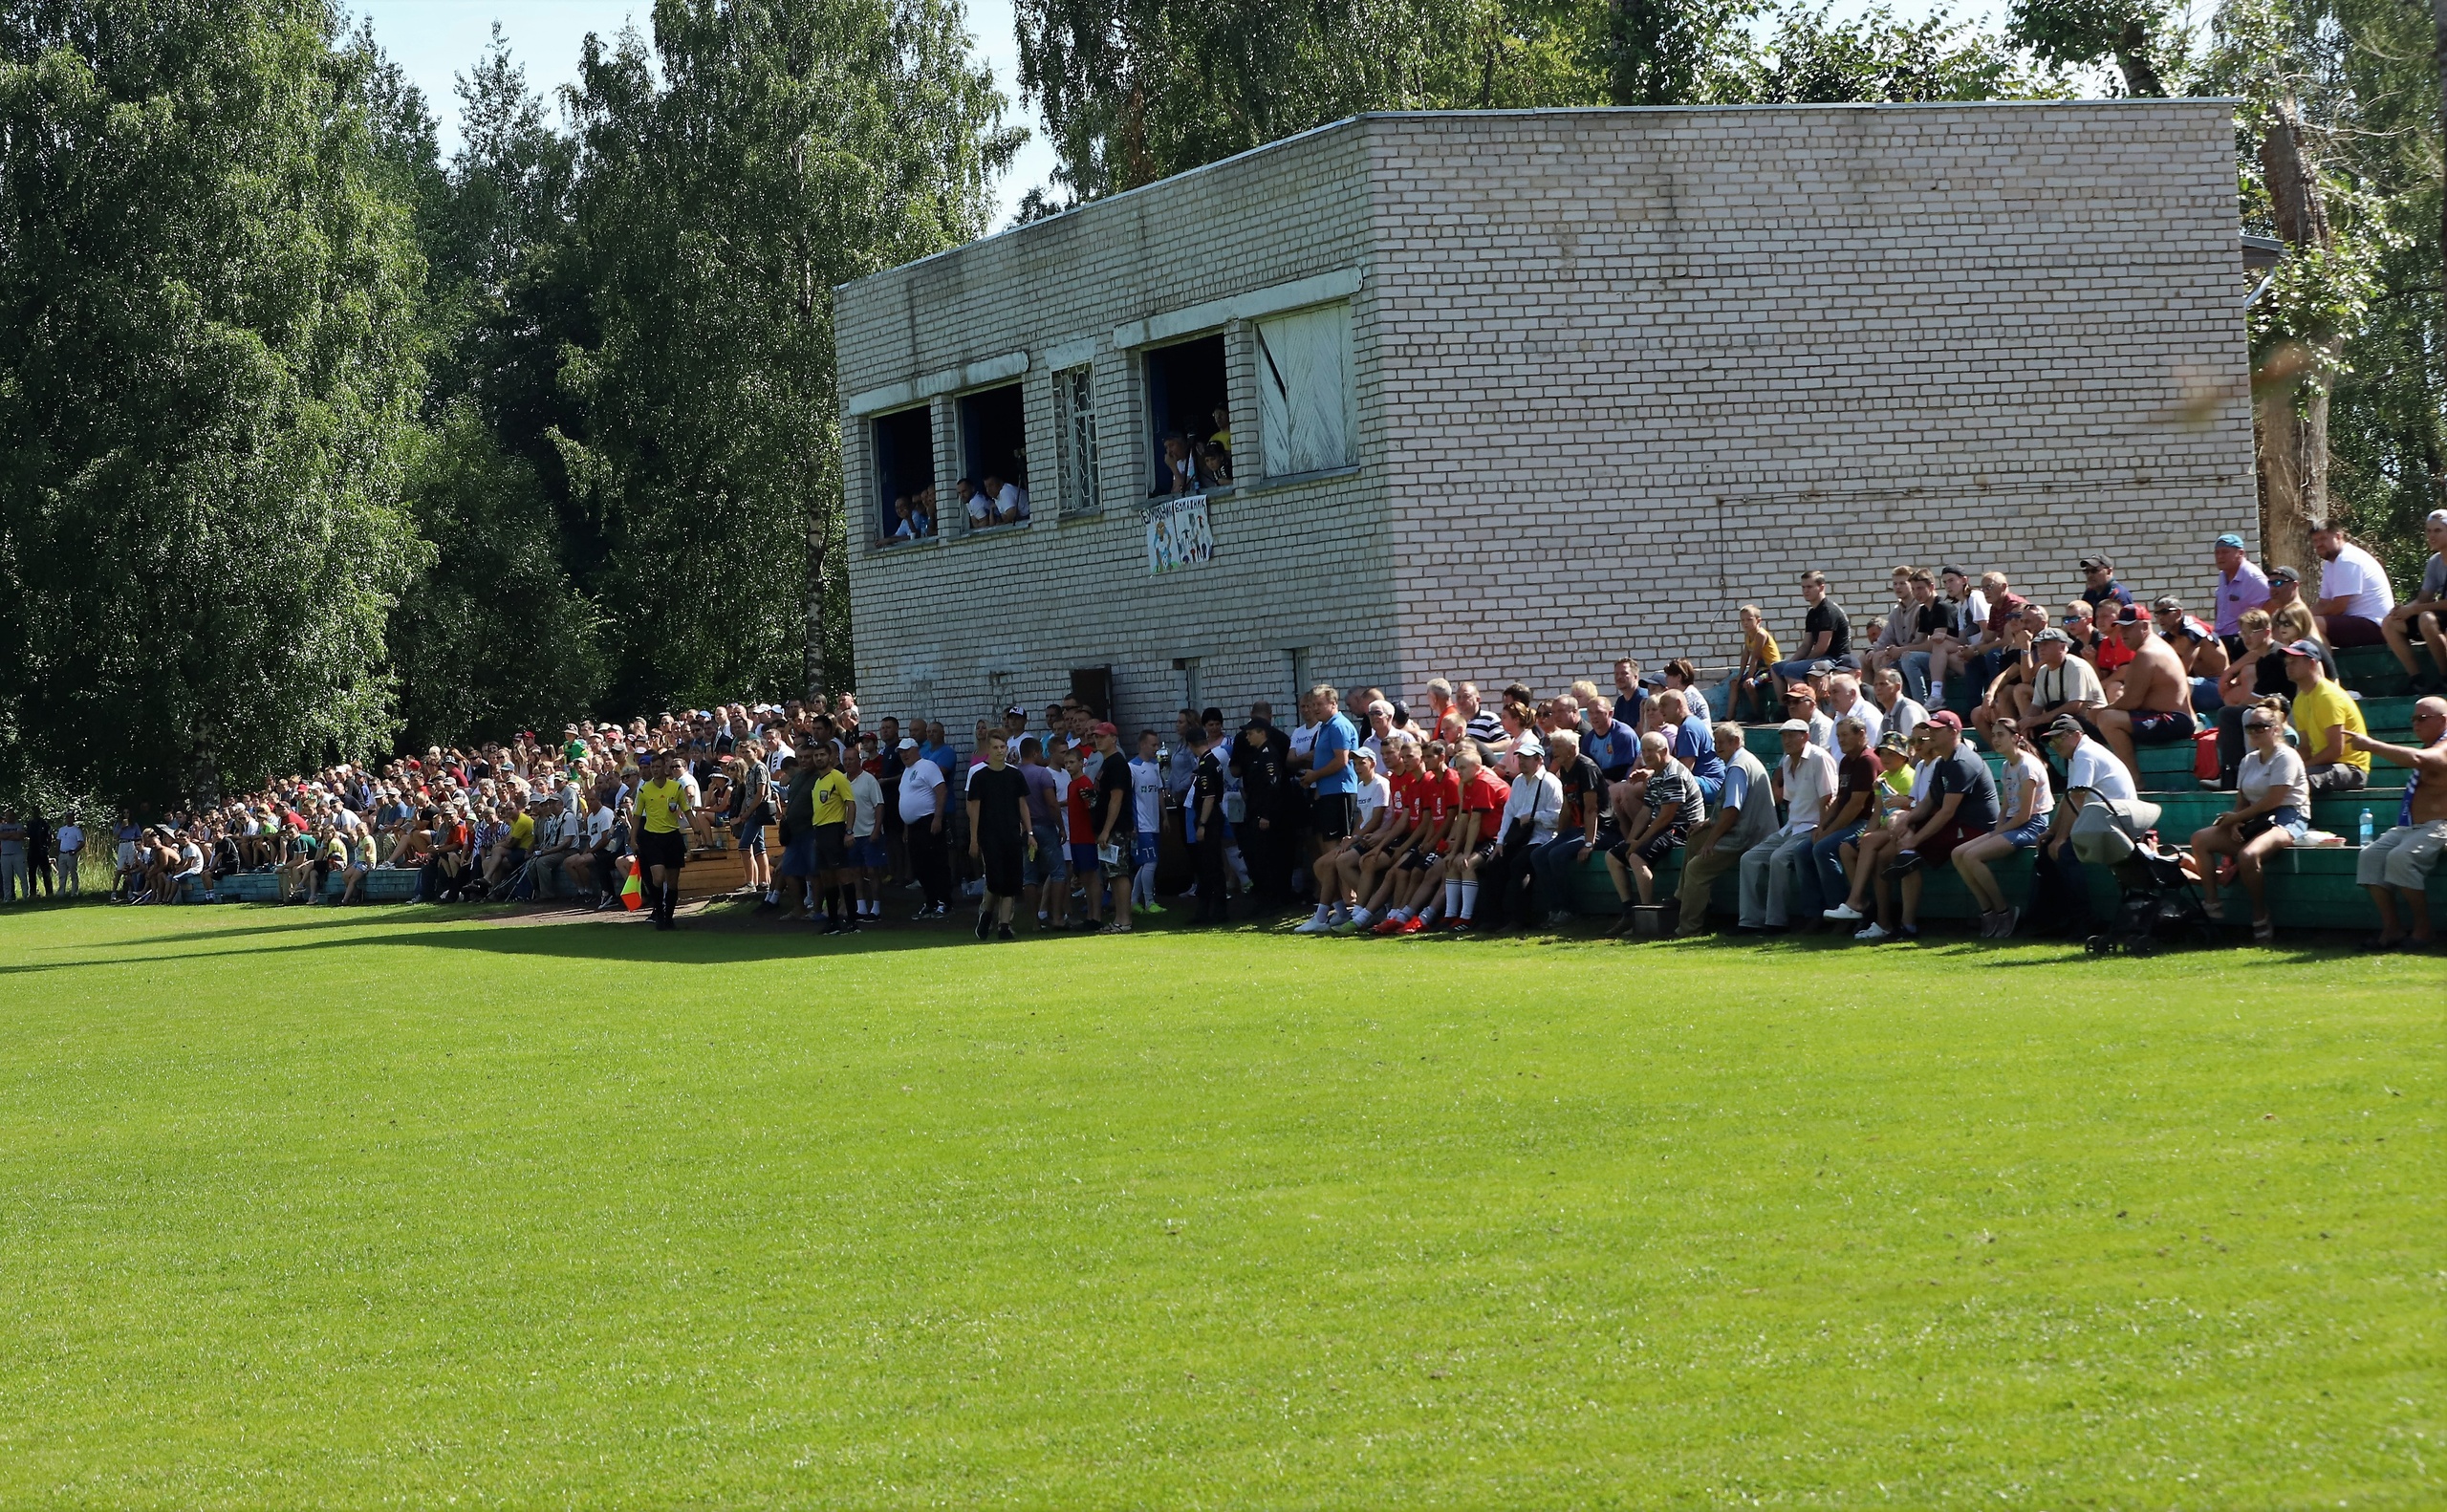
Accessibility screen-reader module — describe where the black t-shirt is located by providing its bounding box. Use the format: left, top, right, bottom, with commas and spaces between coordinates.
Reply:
1237, 727, 1292, 817
1192, 749, 1225, 818
1557, 754, 1605, 832
965, 764, 1029, 847
1930, 745, 2000, 830
1806, 598, 1852, 658
1913, 601, 1947, 637
1095, 753, 1135, 837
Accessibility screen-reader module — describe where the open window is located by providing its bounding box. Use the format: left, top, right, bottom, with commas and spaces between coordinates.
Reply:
1142, 335, 1232, 496
956, 383, 1029, 529
1253, 302, 1352, 478
872, 405, 936, 543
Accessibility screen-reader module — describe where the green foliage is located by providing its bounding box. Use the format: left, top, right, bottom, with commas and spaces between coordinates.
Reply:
389, 402, 608, 747
554, 0, 1012, 713
0, 0, 430, 806
1604, 0, 1750, 105
1711, 4, 2073, 103
2006, 0, 2173, 95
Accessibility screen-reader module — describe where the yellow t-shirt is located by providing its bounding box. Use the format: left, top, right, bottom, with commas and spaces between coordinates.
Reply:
811, 770, 855, 827
2288, 680, 2369, 771
508, 813, 535, 849
639, 778, 687, 833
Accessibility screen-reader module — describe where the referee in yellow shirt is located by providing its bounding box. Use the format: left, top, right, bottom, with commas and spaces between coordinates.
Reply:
636, 751, 693, 929
806, 744, 858, 933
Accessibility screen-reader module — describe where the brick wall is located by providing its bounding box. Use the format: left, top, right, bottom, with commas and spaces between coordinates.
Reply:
1365, 104, 2256, 695
836, 102, 2257, 735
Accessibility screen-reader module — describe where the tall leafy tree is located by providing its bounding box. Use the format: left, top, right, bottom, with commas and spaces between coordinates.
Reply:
558, 0, 1015, 710
2007, 0, 2176, 95
0, 0, 429, 805
1714, 5, 2070, 102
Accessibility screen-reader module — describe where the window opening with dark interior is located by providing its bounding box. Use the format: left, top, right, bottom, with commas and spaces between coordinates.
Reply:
873, 406, 936, 542
1142, 335, 1231, 496
955, 383, 1029, 529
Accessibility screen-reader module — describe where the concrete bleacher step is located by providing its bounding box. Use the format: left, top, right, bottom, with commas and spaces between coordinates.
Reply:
2149, 792, 2411, 835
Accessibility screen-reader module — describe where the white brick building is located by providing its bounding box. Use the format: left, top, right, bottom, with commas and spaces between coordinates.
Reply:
834, 102, 2258, 733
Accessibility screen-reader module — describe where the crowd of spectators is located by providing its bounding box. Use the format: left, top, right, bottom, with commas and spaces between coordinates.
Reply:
18, 515, 2444, 950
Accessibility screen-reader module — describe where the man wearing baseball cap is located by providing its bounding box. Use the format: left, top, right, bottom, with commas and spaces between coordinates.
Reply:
2090, 603, 2197, 784
1855, 710, 1996, 941
2211, 531, 2269, 652
2282, 638, 2370, 793
2150, 594, 2229, 713
896, 735, 952, 918
2025, 626, 2106, 729
2078, 555, 2132, 613
1740, 718, 1836, 931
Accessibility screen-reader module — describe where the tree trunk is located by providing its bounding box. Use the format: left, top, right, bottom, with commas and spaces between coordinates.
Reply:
2113, 22, 2165, 97
2253, 97, 2335, 572
2435, 0, 2446, 267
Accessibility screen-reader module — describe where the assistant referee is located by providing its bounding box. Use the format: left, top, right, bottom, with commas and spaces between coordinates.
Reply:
636, 751, 693, 929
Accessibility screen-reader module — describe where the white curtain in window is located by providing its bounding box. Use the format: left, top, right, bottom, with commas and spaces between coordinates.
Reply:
1255, 302, 1351, 477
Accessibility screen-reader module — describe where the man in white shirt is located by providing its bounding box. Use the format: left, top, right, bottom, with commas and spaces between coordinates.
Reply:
2310, 519, 2395, 648
1780, 684, 1835, 750
1823, 673, 1883, 748
2032, 714, 2160, 932
847, 758, 884, 920
1740, 720, 1837, 929
1869, 668, 1928, 743
54, 815, 84, 896
1490, 738, 1563, 929
897, 737, 951, 917
984, 471, 1028, 524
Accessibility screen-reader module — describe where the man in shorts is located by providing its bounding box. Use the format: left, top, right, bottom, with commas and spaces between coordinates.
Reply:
1332, 733, 1419, 934
965, 732, 1034, 941
1606, 730, 1701, 930
1016, 738, 1066, 929
1370, 738, 1460, 933
634, 751, 693, 930
2090, 604, 2197, 785
1441, 744, 1510, 929
1300, 684, 1360, 899
1862, 711, 1997, 941
2347, 698, 2447, 950
805, 743, 857, 933
847, 745, 885, 922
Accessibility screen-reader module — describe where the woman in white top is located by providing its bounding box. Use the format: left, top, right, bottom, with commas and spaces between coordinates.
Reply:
1949, 717, 2058, 936
2189, 698, 2310, 940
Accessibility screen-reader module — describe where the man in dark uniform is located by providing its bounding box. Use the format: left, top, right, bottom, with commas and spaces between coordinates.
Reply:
1231, 703, 1292, 907
1188, 724, 1230, 923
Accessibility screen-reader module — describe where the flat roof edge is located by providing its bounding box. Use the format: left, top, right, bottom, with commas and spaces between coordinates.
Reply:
836, 98, 2241, 295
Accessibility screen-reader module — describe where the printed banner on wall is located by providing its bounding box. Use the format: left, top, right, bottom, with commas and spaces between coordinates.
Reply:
1143, 494, 1215, 575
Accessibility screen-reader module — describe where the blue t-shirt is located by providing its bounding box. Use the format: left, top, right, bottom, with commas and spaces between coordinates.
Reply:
1311, 713, 1359, 795
1584, 723, 1638, 779
1673, 715, 1725, 786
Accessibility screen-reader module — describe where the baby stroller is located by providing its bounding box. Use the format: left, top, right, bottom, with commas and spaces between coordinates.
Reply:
2085, 843, 2214, 957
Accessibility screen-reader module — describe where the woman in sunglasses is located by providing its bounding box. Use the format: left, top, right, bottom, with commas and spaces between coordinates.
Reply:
2187, 696, 2309, 941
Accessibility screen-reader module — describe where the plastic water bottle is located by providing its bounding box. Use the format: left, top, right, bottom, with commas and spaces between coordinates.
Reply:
2358, 809, 2373, 847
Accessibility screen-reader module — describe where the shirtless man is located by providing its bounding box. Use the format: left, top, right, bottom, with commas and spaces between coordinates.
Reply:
2090, 603, 2196, 783
2347, 698, 2447, 950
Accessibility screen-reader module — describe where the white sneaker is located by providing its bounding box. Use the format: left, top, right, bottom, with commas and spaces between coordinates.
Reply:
1292, 917, 1331, 935
1854, 922, 1892, 941
1823, 902, 1864, 921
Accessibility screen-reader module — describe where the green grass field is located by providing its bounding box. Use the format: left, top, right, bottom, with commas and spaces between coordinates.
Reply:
0, 902, 2436, 1508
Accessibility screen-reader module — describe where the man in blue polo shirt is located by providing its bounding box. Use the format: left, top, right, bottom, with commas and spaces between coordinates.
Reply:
1297, 684, 1360, 930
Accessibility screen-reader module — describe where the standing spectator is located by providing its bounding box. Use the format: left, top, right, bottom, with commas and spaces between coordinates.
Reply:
2283, 639, 2369, 793
897, 737, 951, 918
1128, 731, 1166, 916
1858, 711, 1997, 942
1950, 718, 2054, 937
1741, 720, 1836, 931
1187, 725, 1231, 924
2212, 531, 2269, 651
23, 810, 53, 898
2347, 698, 2447, 950
2308, 519, 2395, 647
2379, 509, 2447, 694
54, 811, 83, 896
1295, 685, 1360, 928
1233, 702, 1294, 907
2189, 700, 2308, 941
964, 732, 1033, 941
1093, 723, 1137, 934
0, 810, 25, 902
1771, 571, 1854, 695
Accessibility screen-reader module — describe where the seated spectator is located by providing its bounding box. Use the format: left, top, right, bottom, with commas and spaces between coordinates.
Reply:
1970, 602, 2042, 744
1825, 728, 1926, 924
1770, 571, 1855, 695
2151, 595, 2229, 713
1868, 666, 1928, 743
2079, 555, 2133, 613
1950, 717, 2053, 938
1727, 606, 1782, 723
1863, 565, 1918, 679
1582, 696, 1638, 782
1651, 688, 1723, 802
1605, 730, 1700, 929
1859, 711, 1995, 942
2189, 699, 2308, 941
2283, 638, 2369, 793
1659, 659, 1710, 724
2347, 697, 2447, 950
2213, 610, 2289, 788
1159, 434, 1197, 495
1886, 568, 1943, 702
1527, 730, 1604, 928
1780, 683, 1833, 751
2380, 508, 2447, 694
1823, 673, 1883, 749
1741, 719, 1836, 932
2309, 519, 2394, 647
1484, 735, 1561, 932
2024, 627, 2105, 731
1805, 717, 1877, 930
2090, 605, 2197, 784
1675, 723, 1777, 935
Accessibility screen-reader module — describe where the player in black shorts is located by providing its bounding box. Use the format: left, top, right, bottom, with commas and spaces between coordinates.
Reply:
964, 732, 1034, 941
